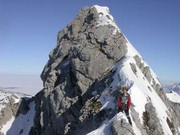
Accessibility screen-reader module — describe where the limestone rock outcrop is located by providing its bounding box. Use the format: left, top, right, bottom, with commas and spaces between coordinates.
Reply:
30, 5, 127, 135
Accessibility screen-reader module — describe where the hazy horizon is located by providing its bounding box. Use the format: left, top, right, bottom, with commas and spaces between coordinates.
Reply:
0, 74, 43, 95
0, 73, 178, 96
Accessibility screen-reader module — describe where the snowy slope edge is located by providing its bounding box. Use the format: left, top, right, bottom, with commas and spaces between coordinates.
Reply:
87, 5, 180, 135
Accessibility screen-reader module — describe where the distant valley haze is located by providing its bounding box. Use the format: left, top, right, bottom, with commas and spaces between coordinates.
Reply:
0, 74, 43, 95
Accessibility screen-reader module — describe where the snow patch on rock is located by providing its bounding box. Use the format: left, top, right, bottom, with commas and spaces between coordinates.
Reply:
166, 91, 180, 103
93, 5, 120, 34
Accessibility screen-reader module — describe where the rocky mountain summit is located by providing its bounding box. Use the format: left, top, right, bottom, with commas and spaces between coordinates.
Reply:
30, 5, 128, 135
29, 5, 180, 135
0, 5, 180, 135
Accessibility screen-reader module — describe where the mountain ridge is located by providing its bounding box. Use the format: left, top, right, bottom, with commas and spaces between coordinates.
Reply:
0, 5, 179, 135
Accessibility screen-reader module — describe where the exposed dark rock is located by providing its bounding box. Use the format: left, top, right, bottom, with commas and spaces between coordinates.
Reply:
130, 106, 148, 135
16, 98, 30, 116
130, 63, 137, 76
143, 102, 164, 135
133, 55, 152, 82
169, 102, 180, 134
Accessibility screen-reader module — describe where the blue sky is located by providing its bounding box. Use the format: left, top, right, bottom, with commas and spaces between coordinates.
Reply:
0, 0, 179, 83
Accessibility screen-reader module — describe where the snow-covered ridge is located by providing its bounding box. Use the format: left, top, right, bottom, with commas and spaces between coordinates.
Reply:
93, 5, 121, 34
0, 89, 28, 111
122, 39, 173, 134
88, 35, 175, 134
98, 57, 172, 134
125, 37, 161, 86
166, 91, 180, 103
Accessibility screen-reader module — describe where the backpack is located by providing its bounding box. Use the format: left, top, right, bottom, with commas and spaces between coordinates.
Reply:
120, 93, 129, 105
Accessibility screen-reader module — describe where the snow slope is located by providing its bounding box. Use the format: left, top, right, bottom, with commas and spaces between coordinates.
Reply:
87, 5, 176, 135
1, 101, 35, 135
94, 5, 120, 34
166, 91, 180, 103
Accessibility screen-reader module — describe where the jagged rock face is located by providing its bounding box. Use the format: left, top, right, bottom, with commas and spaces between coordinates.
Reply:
133, 55, 152, 83
170, 102, 180, 134
30, 6, 127, 135
29, 5, 180, 135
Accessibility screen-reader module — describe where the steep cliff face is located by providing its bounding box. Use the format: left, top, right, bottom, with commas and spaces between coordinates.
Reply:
30, 5, 127, 135
29, 5, 180, 135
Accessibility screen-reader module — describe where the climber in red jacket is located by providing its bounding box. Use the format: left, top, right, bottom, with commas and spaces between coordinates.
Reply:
117, 86, 132, 125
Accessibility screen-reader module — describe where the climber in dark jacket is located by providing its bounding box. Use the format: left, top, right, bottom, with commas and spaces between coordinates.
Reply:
117, 86, 132, 125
